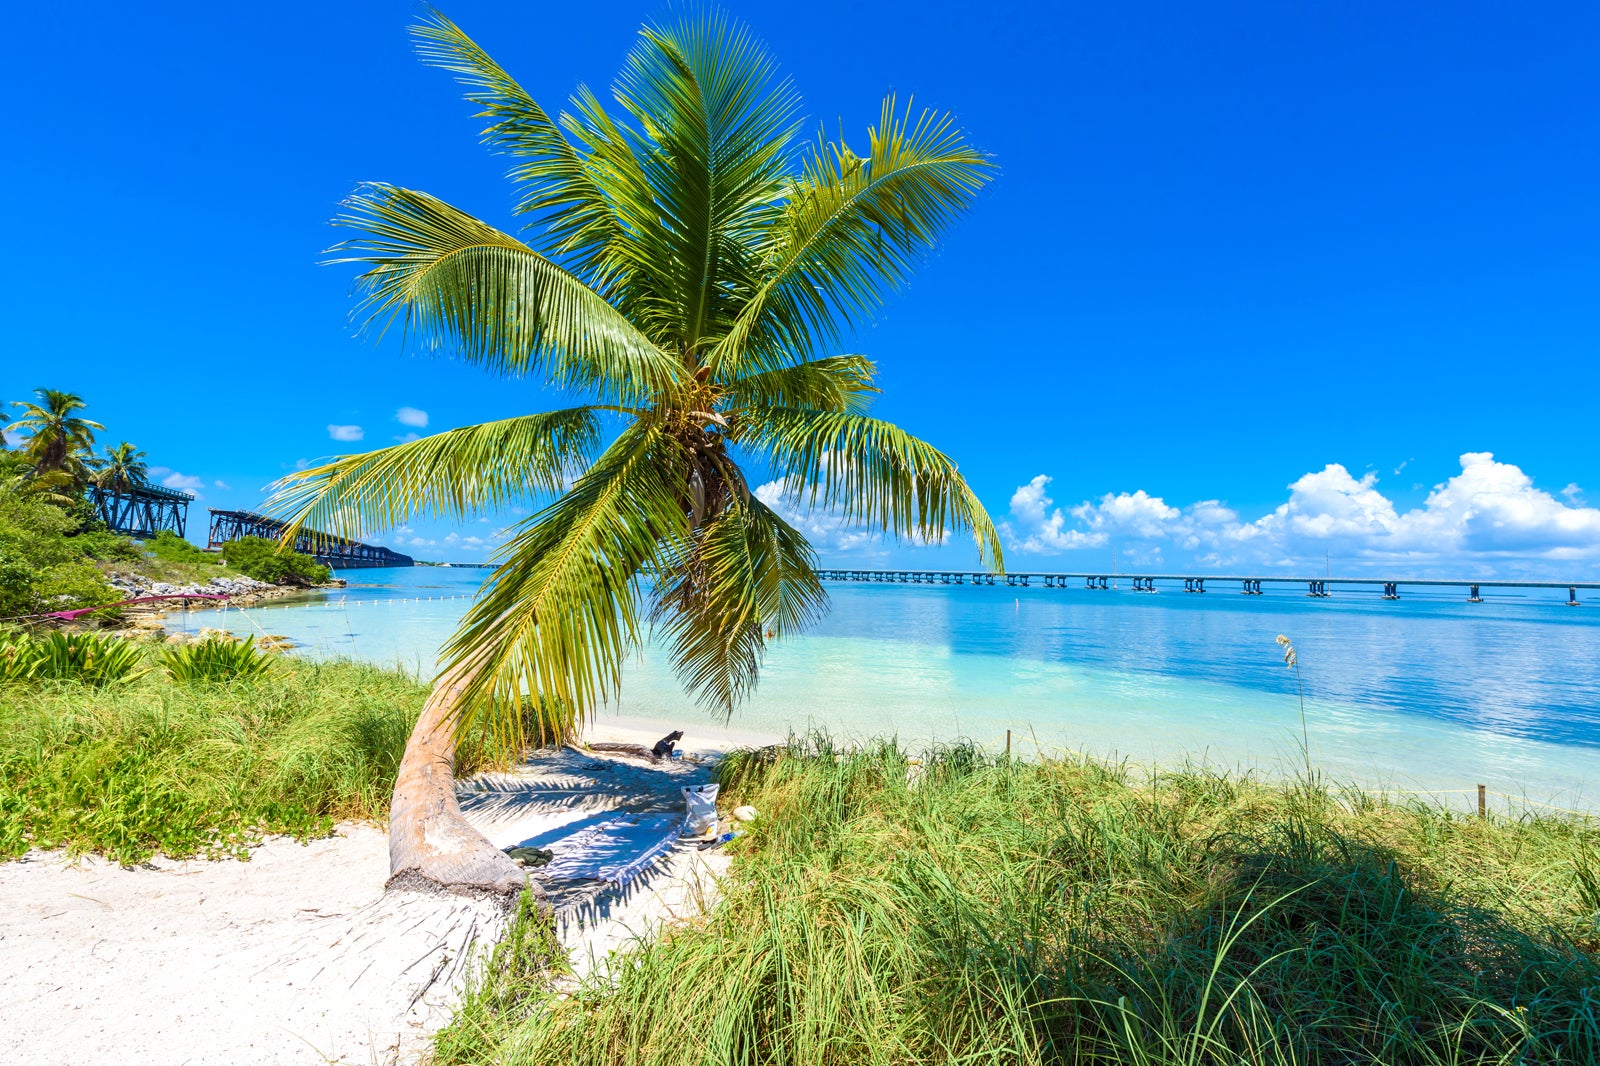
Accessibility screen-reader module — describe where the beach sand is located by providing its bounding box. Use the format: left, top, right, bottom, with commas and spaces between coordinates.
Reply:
0, 717, 777, 1066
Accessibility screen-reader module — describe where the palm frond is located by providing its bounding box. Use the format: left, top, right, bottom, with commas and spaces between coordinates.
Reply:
610, 13, 801, 353
264, 407, 605, 542
708, 95, 992, 376
723, 354, 879, 416
410, 8, 624, 268
328, 184, 677, 402
749, 409, 1003, 568
651, 495, 826, 715
439, 423, 690, 733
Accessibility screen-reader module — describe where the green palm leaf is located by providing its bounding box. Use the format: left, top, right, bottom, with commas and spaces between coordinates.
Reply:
723, 354, 879, 415
266, 408, 605, 541
439, 423, 690, 734
329, 184, 677, 402
709, 95, 993, 376
410, 8, 625, 270
750, 409, 1004, 568
610, 15, 800, 352
651, 495, 827, 714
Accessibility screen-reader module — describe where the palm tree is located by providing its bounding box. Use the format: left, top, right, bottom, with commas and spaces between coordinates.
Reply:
9, 389, 103, 484
269, 9, 1001, 898
92, 442, 150, 495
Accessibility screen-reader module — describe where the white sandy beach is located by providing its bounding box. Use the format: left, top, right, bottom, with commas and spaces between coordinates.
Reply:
0, 717, 778, 1066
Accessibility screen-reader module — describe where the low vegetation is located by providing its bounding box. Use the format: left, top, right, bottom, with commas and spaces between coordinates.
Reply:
158, 636, 275, 683
220, 535, 332, 586
0, 646, 527, 864
0, 489, 120, 618
438, 738, 1600, 1066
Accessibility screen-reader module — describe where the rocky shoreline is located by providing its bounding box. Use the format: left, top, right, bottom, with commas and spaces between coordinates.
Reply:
97, 572, 344, 637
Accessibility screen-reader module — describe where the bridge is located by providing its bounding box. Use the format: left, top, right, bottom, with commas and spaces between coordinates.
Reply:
813, 569, 1600, 605
90, 482, 194, 539
207, 509, 414, 569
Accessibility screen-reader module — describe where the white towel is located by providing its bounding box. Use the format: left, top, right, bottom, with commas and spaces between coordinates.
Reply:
538, 812, 684, 885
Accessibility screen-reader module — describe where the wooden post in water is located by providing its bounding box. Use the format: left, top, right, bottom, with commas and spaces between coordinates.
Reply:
1006, 730, 1012, 759
1477, 783, 1487, 819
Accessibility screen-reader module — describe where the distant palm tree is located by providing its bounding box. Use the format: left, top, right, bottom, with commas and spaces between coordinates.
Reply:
9, 389, 103, 484
92, 441, 150, 495
270, 10, 1000, 897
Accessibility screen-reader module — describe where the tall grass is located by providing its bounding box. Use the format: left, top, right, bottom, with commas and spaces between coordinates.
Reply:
438, 737, 1600, 1066
0, 655, 524, 863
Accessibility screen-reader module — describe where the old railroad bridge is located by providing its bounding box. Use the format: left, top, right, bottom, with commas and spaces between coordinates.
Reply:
207, 509, 413, 569
812, 569, 1600, 605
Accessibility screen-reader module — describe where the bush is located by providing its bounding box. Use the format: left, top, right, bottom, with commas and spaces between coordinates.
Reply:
25, 632, 148, 686
74, 527, 145, 563
220, 536, 331, 586
143, 530, 213, 565
0, 631, 37, 683
0, 494, 118, 619
159, 637, 274, 683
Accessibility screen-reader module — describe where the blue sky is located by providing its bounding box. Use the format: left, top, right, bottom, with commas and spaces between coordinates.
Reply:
4, 1, 1598, 575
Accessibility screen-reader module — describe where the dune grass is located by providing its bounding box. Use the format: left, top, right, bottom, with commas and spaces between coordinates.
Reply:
436, 737, 1600, 1066
0, 653, 519, 864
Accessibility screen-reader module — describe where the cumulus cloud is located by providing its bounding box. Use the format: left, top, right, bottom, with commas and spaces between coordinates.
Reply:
1002, 454, 1600, 572
327, 424, 364, 442
160, 472, 207, 497
396, 407, 429, 428
213, 480, 231, 491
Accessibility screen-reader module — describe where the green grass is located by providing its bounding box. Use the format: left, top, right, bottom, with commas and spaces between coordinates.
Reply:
0, 653, 520, 863
436, 737, 1600, 1066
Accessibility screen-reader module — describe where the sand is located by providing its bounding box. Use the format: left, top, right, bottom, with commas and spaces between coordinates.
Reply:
0, 717, 779, 1066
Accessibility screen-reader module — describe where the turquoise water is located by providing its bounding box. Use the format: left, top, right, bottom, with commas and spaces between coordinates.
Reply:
177, 567, 1600, 810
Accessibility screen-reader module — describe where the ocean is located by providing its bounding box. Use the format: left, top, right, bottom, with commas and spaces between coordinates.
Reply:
177, 566, 1600, 811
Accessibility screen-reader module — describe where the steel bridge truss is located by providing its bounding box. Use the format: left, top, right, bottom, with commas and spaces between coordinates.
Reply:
206, 509, 413, 569
90, 483, 194, 539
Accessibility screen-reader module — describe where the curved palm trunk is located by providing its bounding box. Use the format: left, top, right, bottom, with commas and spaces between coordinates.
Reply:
387, 665, 543, 906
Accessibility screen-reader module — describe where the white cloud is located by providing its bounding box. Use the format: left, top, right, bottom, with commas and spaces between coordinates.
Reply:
1002, 454, 1600, 572
999, 476, 1107, 552
327, 424, 364, 442
393, 432, 421, 443
160, 472, 207, 497
396, 407, 429, 428
2, 427, 22, 447
213, 480, 231, 490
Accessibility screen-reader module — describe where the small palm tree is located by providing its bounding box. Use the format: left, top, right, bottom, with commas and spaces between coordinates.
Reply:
270, 9, 1001, 897
92, 442, 150, 495
9, 389, 103, 485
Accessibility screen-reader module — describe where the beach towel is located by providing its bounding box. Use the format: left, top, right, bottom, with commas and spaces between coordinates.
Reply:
538, 812, 684, 886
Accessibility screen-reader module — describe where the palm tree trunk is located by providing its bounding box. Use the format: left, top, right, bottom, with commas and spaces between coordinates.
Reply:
387, 663, 543, 905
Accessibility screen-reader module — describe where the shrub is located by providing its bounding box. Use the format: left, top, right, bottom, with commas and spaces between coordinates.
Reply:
220, 536, 332, 586
74, 527, 145, 563
0, 493, 118, 618
0, 631, 37, 683
159, 637, 274, 683
28, 632, 148, 686
143, 530, 213, 565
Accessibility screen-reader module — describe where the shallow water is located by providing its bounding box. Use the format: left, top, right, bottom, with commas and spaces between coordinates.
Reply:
177, 567, 1600, 811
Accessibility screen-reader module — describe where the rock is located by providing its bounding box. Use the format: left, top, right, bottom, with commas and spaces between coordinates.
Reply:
503, 845, 553, 868
732, 805, 759, 822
